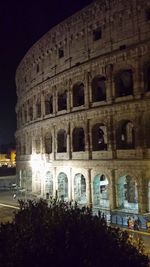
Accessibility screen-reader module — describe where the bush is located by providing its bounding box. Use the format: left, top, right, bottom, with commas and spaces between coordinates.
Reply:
0, 199, 148, 267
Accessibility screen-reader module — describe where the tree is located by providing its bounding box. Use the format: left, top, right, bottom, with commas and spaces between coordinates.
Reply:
0, 199, 148, 267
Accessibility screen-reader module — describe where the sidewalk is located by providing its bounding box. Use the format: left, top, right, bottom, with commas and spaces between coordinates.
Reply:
0, 190, 35, 208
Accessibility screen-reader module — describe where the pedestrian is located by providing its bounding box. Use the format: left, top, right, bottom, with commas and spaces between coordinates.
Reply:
134, 219, 139, 230
127, 217, 131, 228
13, 193, 16, 200
127, 217, 134, 229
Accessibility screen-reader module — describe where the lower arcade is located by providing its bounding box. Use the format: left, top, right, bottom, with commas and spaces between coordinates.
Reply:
17, 155, 150, 228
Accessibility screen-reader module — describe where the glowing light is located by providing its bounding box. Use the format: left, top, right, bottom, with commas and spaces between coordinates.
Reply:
30, 154, 43, 171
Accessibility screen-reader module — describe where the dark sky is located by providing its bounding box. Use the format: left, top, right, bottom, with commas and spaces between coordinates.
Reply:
0, 0, 93, 146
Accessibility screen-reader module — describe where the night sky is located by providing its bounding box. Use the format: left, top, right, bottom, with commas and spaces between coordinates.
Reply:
0, 0, 93, 146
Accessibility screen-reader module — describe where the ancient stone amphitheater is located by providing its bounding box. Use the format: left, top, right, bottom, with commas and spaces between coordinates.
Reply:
15, 0, 150, 223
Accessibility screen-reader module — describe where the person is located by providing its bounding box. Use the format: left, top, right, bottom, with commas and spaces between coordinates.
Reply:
13, 193, 16, 200
127, 217, 134, 229
134, 219, 139, 230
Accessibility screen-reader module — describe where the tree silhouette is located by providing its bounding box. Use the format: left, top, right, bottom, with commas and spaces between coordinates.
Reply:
0, 199, 148, 267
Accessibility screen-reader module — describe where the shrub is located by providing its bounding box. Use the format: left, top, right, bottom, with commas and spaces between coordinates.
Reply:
0, 199, 148, 267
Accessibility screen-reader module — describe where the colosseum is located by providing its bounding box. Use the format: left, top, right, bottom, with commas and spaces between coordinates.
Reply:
15, 0, 150, 225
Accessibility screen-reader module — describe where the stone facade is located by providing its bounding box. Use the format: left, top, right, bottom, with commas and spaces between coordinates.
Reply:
15, 0, 150, 217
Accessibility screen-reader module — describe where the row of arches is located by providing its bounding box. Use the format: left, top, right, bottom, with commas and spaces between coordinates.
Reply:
17, 65, 150, 126
17, 120, 136, 155
32, 171, 139, 212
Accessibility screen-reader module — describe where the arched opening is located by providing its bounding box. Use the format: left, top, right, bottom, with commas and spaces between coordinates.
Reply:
36, 100, 41, 118
115, 69, 133, 97
34, 171, 41, 195
73, 82, 84, 107
91, 76, 106, 102
45, 171, 53, 198
58, 90, 67, 111
72, 127, 85, 152
58, 172, 68, 201
45, 133, 52, 154
93, 174, 109, 208
57, 130, 67, 153
29, 106, 33, 121
74, 173, 86, 204
92, 124, 107, 151
45, 95, 53, 115
144, 64, 150, 92
116, 120, 135, 149
117, 175, 138, 211
35, 139, 41, 154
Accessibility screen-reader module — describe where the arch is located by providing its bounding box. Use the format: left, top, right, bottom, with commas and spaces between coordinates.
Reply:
144, 63, 150, 92
93, 174, 109, 208
45, 133, 52, 154
34, 171, 41, 195
45, 94, 53, 115
57, 172, 68, 201
58, 90, 67, 111
92, 123, 107, 151
117, 175, 138, 211
35, 138, 41, 154
36, 99, 41, 118
115, 69, 133, 97
45, 171, 53, 197
91, 75, 106, 102
57, 129, 67, 153
29, 105, 33, 121
74, 173, 86, 204
72, 127, 85, 152
116, 120, 135, 149
73, 82, 84, 107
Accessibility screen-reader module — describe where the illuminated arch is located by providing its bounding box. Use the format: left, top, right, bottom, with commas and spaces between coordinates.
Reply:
93, 174, 109, 208
117, 175, 138, 211
74, 173, 86, 204
45, 171, 53, 198
57, 172, 68, 201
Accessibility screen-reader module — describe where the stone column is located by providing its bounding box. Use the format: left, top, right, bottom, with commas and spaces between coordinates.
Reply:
53, 86, 57, 116
69, 168, 72, 201
67, 86, 71, 113
105, 64, 113, 103
133, 62, 142, 99
67, 123, 71, 159
138, 178, 148, 214
86, 169, 92, 208
33, 95, 36, 120
84, 71, 90, 109
41, 92, 45, 117
53, 167, 57, 199
86, 120, 91, 159
53, 126, 56, 160
108, 116, 116, 158
109, 169, 117, 210
87, 71, 92, 106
